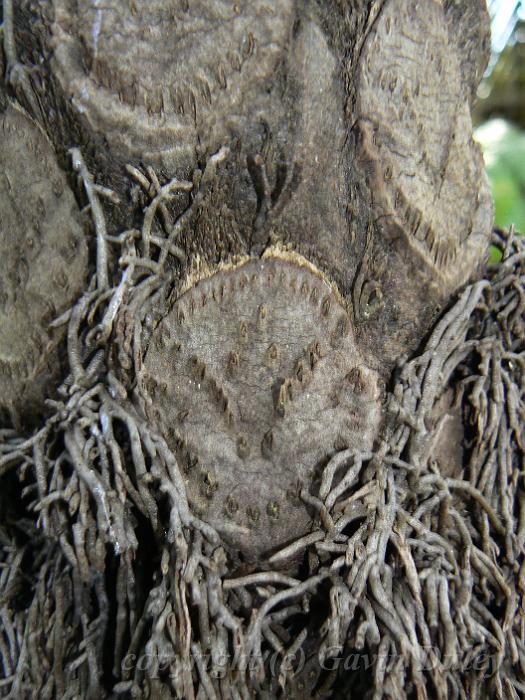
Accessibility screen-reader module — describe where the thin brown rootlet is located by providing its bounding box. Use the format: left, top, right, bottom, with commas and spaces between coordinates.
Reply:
0, 151, 524, 698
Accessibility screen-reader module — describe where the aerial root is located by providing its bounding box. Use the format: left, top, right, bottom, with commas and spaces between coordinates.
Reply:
70, 149, 111, 292
0, 210, 524, 697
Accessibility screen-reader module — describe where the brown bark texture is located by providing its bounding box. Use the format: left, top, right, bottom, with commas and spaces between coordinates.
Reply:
1, 1, 524, 699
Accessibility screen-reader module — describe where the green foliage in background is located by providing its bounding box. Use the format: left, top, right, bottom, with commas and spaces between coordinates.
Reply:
476, 119, 525, 263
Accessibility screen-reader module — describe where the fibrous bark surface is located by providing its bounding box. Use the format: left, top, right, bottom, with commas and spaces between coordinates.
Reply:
141, 254, 380, 561
0, 101, 87, 424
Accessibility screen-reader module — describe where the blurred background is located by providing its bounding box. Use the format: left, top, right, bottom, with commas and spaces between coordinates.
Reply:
474, 0, 525, 256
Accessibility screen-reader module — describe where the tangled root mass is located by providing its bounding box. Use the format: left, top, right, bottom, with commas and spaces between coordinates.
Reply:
0, 141, 523, 699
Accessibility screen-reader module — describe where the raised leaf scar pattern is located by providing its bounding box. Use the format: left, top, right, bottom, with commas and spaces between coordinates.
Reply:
355, 0, 492, 292
50, 0, 294, 167
140, 256, 381, 561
